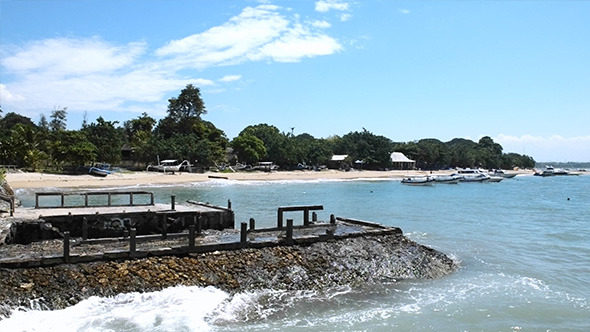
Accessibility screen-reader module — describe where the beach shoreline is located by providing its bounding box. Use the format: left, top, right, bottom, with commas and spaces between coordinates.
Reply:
4, 169, 536, 190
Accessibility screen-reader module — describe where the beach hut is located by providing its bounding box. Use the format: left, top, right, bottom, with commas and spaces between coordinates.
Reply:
390, 152, 415, 170
328, 154, 349, 169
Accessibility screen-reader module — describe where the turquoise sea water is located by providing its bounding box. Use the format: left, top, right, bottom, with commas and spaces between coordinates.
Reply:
2, 174, 590, 331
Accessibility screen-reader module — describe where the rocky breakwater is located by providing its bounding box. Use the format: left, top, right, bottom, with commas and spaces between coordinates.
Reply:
0, 232, 456, 317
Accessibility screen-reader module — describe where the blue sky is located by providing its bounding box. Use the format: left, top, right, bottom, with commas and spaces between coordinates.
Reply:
1, 0, 589, 162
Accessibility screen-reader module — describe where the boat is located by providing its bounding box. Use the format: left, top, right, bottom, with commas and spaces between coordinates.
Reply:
534, 165, 578, 176
401, 176, 435, 186
487, 175, 504, 182
434, 175, 461, 184
147, 159, 191, 173
534, 165, 556, 176
455, 168, 491, 182
490, 169, 517, 178
88, 163, 113, 177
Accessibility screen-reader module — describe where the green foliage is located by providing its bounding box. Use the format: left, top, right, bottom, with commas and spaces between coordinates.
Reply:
82, 117, 124, 164
167, 84, 206, 120
333, 129, 394, 169
396, 136, 535, 170
0, 85, 536, 172
239, 124, 288, 164
231, 134, 267, 165
49, 108, 67, 132
123, 113, 156, 162
50, 130, 97, 166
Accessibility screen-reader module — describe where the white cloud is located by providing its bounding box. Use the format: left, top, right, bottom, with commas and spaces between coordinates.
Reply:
315, 0, 349, 13
398, 9, 410, 15
311, 20, 332, 28
1, 4, 344, 118
340, 13, 352, 22
156, 5, 342, 67
2, 38, 145, 76
258, 22, 343, 62
0, 84, 25, 102
494, 134, 590, 162
219, 75, 242, 82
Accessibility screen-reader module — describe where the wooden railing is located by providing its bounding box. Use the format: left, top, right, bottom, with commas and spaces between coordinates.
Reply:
35, 191, 155, 209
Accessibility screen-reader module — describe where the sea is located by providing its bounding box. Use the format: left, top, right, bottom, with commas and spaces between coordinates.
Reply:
1, 174, 589, 331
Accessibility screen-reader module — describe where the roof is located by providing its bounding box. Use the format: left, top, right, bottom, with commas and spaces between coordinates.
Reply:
331, 154, 348, 161
390, 152, 415, 163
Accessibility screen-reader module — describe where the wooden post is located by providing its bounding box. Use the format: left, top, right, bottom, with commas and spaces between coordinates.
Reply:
197, 215, 202, 235
61, 193, 65, 207
9, 197, 14, 217
35, 193, 39, 208
85, 193, 89, 207
150, 193, 154, 205
63, 231, 70, 263
161, 214, 167, 239
171, 195, 176, 210
330, 214, 336, 224
240, 222, 248, 245
312, 211, 317, 222
303, 208, 310, 226
277, 209, 283, 228
130, 193, 134, 205
249, 218, 255, 230
227, 199, 232, 210
130, 228, 136, 253
286, 219, 293, 244
82, 217, 88, 241
189, 225, 195, 248
108, 193, 112, 207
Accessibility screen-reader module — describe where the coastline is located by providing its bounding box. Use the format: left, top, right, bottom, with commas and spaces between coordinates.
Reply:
4, 169, 534, 190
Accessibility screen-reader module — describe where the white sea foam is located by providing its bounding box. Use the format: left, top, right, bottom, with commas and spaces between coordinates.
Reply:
0, 286, 229, 332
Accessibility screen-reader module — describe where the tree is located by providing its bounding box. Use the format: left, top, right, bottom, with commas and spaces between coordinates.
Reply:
49, 107, 67, 132
82, 116, 124, 164
38, 114, 49, 131
238, 124, 289, 165
50, 130, 96, 166
167, 84, 206, 120
335, 129, 394, 169
124, 113, 156, 162
231, 134, 267, 165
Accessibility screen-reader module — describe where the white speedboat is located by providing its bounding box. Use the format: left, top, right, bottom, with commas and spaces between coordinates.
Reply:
401, 176, 435, 186
455, 168, 491, 182
434, 175, 461, 184
491, 169, 517, 178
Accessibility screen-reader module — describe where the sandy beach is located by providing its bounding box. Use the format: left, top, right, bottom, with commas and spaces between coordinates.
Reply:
4, 169, 458, 190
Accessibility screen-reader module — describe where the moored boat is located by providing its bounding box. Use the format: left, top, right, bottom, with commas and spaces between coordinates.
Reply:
491, 169, 517, 178
434, 175, 461, 184
401, 176, 435, 186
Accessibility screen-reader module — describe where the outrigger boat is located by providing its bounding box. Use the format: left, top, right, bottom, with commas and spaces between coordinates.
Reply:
147, 159, 191, 173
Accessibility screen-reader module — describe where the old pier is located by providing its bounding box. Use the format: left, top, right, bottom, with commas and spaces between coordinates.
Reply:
1, 190, 400, 269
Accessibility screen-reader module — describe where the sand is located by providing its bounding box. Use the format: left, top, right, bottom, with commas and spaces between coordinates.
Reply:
4, 169, 445, 190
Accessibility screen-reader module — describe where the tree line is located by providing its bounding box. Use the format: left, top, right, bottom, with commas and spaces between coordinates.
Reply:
0, 84, 535, 172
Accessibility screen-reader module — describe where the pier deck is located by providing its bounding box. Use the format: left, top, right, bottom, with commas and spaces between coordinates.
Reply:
0, 217, 400, 268
15, 203, 221, 220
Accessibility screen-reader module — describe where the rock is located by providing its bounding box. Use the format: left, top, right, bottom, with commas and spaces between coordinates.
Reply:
0, 233, 457, 315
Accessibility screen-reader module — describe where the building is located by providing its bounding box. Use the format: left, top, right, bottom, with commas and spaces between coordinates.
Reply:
390, 152, 415, 170
328, 154, 349, 169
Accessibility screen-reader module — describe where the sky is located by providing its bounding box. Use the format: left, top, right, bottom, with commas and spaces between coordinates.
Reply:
1, 0, 589, 162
